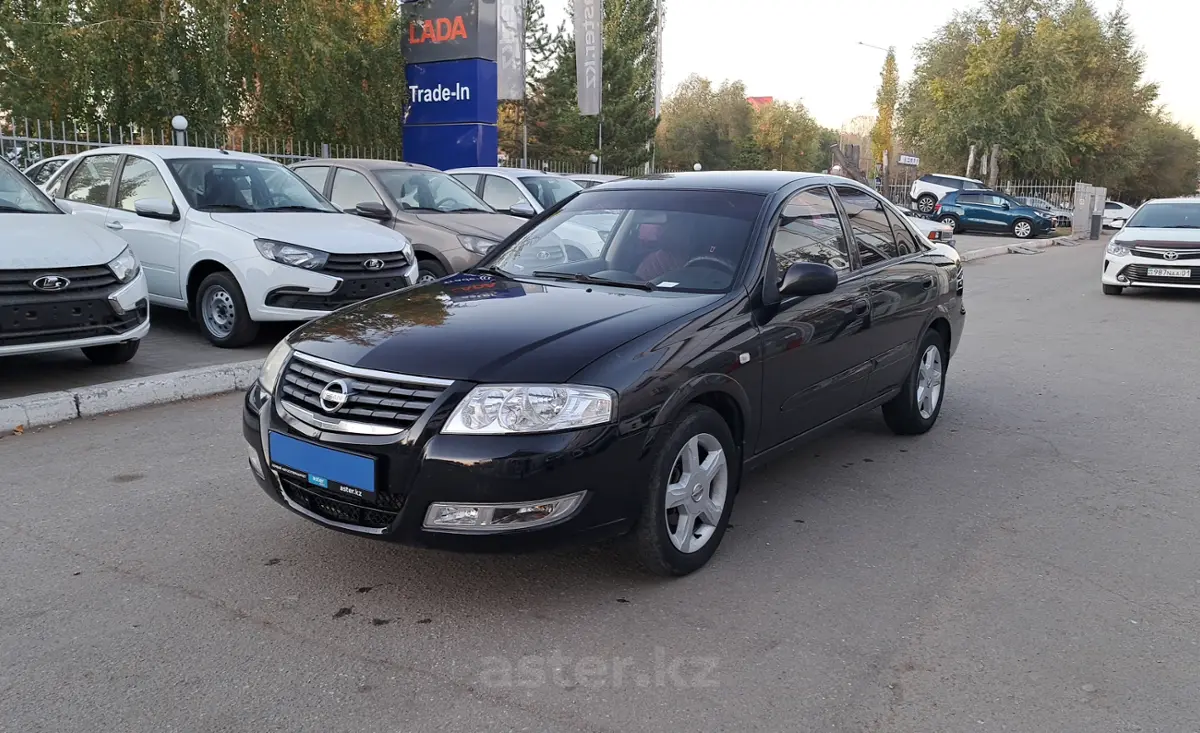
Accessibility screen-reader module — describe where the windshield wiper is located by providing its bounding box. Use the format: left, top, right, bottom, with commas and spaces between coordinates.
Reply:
0, 204, 47, 213
1162, 224, 1200, 229
264, 205, 330, 213
471, 265, 508, 277
532, 271, 655, 291
197, 203, 255, 212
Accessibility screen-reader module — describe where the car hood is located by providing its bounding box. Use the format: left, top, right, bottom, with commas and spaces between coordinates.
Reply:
1115, 228, 1200, 246
399, 211, 524, 242
288, 273, 722, 383
2, 213, 128, 268
208, 212, 410, 253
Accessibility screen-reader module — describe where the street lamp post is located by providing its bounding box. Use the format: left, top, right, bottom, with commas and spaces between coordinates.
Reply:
693, 163, 702, 172
589, 154, 599, 175
171, 115, 188, 146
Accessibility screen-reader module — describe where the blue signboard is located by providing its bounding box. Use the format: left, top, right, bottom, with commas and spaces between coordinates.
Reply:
404, 122, 498, 170
405, 59, 498, 126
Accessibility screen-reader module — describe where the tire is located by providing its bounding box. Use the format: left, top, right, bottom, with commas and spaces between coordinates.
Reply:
416, 258, 447, 285
196, 271, 259, 348
939, 215, 960, 233
623, 405, 739, 576
916, 194, 938, 214
1102, 284, 1124, 295
882, 328, 947, 436
82, 340, 141, 365
1012, 219, 1034, 239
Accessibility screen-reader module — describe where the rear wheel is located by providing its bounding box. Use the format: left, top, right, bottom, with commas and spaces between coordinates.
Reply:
82, 340, 140, 365
883, 329, 947, 436
1013, 219, 1034, 239
623, 405, 738, 576
939, 215, 960, 233
916, 194, 938, 214
1102, 284, 1124, 295
197, 271, 259, 348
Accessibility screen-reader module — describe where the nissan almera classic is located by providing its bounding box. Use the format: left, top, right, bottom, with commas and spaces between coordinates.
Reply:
244, 172, 967, 576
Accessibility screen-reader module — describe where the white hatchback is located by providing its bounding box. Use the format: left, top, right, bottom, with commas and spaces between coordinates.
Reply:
46, 146, 417, 347
1102, 198, 1200, 295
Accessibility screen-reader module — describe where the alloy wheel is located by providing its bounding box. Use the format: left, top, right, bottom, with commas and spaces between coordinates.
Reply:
664, 433, 728, 554
201, 286, 236, 340
916, 345, 944, 419
917, 197, 936, 213
1014, 221, 1032, 238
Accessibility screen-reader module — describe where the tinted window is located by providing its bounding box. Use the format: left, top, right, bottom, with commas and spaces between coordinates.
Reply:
64, 154, 119, 206
771, 187, 851, 273
330, 168, 383, 211
836, 186, 900, 267
453, 173, 481, 192
958, 193, 984, 205
165, 158, 337, 212
294, 166, 330, 193
1126, 202, 1200, 229
1105, 202, 1121, 210
519, 176, 582, 209
31, 159, 64, 185
0, 160, 61, 213
376, 169, 492, 213
961, 180, 985, 190
481, 175, 528, 210
884, 206, 919, 256
116, 156, 173, 211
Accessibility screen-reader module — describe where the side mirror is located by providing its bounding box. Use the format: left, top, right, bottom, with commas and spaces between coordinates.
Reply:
354, 201, 391, 220
508, 202, 536, 218
1001, 203, 1011, 210
1112, 219, 1125, 229
779, 262, 839, 298
134, 198, 179, 221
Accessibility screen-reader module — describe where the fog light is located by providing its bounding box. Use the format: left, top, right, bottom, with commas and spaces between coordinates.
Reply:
1117, 274, 1129, 283
422, 492, 586, 533
248, 446, 264, 477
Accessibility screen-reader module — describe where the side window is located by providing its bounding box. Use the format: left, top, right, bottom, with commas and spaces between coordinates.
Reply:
883, 206, 920, 256
985, 194, 1008, 207
32, 160, 62, 184
835, 186, 901, 267
481, 175, 528, 210
1105, 202, 1121, 210
453, 173, 481, 192
958, 193, 982, 205
116, 156, 173, 211
771, 187, 851, 274
63, 154, 119, 206
329, 168, 382, 211
294, 166, 330, 194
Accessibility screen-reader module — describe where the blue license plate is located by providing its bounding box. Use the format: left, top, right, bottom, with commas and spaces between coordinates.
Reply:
268, 432, 376, 494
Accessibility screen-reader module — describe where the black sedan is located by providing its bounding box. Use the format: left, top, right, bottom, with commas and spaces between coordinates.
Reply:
243, 172, 967, 576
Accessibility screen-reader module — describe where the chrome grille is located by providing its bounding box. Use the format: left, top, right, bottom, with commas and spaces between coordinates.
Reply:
1130, 247, 1200, 261
321, 251, 410, 277
278, 352, 451, 434
0, 265, 119, 297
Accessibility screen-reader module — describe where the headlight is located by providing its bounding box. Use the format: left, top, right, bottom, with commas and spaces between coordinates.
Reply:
106, 246, 140, 283
1106, 241, 1131, 257
458, 235, 500, 256
254, 239, 329, 270
258, 340, 292, 393
442, 384, 615, 435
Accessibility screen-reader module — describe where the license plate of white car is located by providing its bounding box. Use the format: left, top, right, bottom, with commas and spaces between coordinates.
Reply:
1147, 267, 1189, 278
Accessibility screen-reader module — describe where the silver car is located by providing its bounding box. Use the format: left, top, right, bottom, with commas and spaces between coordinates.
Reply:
448, 167, 583, 216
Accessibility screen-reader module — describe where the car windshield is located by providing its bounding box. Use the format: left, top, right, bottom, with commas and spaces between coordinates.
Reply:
376, 169, 492, 213
1125, 202, 1200, 229
0, 160, 60, 213
484, 189, 764, 294
165, 158, 339, 213
518, 175, 582, 209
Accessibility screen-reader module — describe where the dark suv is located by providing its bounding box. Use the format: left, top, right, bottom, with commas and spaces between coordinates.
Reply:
935, 190, 1056, 239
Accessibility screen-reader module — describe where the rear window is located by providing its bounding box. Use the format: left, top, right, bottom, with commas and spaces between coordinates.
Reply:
1125, 203, 1200, 229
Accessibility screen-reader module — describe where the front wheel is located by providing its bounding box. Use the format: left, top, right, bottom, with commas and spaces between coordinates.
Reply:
416, 258, 447, 285
1012, 219, 1034, 239
882, 329, 947, 436
197, 271, 259, 348
82, 340, 140, 365
623, 405, 739, 576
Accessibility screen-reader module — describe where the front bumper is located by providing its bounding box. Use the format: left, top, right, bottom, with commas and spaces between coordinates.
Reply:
243, 389, 651, 551
0, 271, 150, 357
1103, 254, 1200, 289
237, 256, 419, 322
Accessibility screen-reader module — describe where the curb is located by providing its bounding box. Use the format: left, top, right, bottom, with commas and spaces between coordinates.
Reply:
0, 359, 263, 433
960, 234, 1092, 263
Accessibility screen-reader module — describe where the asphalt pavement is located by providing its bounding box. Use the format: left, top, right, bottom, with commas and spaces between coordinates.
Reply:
4, 239, 1198, 732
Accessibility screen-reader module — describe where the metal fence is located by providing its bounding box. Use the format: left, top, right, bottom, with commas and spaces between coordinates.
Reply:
881, 179, 1078, 211
0, 116, 401, 170
500, 158, 680, 177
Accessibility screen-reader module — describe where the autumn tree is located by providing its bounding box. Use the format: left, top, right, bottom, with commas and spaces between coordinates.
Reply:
753, 100, 822, 171
869, 48, 898, 166
656, 76, 755, 170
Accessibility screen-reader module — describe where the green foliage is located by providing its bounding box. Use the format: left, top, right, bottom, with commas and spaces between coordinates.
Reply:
870, 49, 899, 166
899, 0, 1197, 198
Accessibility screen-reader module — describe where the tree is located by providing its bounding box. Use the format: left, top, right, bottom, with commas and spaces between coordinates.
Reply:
869, 48, 899, 166
753, 100, 821, 171
656, 76, 755, 170
499, 0, 564, 161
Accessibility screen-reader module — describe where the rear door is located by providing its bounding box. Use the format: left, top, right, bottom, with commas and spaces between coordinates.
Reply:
758, 185, 874, 448
293, 165, 332, 197
835, 185, 940, 398
104, 154, 185, 299
480, 175, 535, 212
57, 153, 120, 228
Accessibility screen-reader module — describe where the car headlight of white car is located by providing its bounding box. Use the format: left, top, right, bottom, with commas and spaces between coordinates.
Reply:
107, 246, 140, 283
458, 235, 500, 256
1106, 241, 1131, 257
442, 384, 615, 435
255, 239, 329, 270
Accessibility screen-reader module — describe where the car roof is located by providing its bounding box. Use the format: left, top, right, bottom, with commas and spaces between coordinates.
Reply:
573, 174, 625, 181
925, 173, 984, 182
595, 171, 830, 195
73, 145, 270, 162
448, 167, 570, 178
1141, 197, 1200, 205
292, 158, 437, 173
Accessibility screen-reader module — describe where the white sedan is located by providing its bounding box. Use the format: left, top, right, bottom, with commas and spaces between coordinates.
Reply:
1101, 197, 1200, 295
1103, 200, 1137, 228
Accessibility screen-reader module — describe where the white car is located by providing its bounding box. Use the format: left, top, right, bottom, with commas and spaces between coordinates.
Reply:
23, 154, 75, 189
1101, 197, 1200, 295
1103, 200, 1137, 228
896, 205, 956, 248
909, 173, 986, 215
0, 158, 149, 364
44, 146, 417, 347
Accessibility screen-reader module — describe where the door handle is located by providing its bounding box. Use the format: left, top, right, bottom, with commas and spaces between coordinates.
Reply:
921, 276, 934, 289
105, 221, 123, 231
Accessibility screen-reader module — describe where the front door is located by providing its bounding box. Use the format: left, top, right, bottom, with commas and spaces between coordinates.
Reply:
105, 155, 184, 299
758, 185, 874, 449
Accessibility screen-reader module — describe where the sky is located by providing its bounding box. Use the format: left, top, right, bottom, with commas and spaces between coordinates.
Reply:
542, 0, 1198, 134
